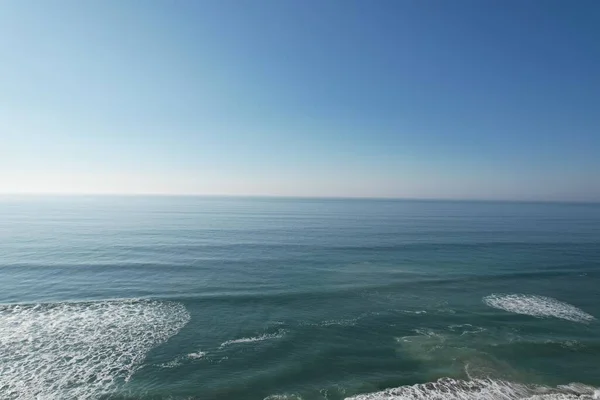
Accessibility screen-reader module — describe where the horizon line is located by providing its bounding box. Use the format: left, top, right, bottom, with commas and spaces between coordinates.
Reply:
0, 192, 598, 205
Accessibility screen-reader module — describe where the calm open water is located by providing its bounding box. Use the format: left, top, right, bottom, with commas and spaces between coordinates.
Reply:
1, 196, 600, 399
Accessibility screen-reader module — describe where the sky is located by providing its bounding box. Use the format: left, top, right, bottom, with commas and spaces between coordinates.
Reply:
1, 0, 599, 201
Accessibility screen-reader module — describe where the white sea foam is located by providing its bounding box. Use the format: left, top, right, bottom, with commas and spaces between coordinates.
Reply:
483, 294, 596, 323
413, 327, 446, 339
158, 350, 205, 368
263, 394, 303, 400
321, 385, 347, 400
560, 340, 585, 350
156, 351, 206, 368
396, 328, 446, 346
317, 318, 359, 327
300, 313, 368, 327
157, 359, 183, 369
0, 299, 190, 399
400, 310, 427, 315
345, 378, 599, 400
448, 324, 487, 336
220, 330, 286, 348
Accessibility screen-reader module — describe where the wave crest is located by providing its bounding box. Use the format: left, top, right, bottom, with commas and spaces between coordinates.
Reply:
483, 294, 595, 323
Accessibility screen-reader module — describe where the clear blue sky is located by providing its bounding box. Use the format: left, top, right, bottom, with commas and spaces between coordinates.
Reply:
1, 0, 599, 200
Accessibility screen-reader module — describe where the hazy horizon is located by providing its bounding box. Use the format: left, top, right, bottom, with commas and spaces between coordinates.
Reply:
2, 1, 599, 201
2, 192, 600, 205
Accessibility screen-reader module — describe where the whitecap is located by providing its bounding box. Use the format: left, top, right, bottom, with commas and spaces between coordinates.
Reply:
448, 324, 487, 336
0, 299, 190, 399
317, 318, 359, 327
264, 394, 303, 400
300, 313, 368, 327
263, 393, 302, 400
561, 340, 585, 350
483, 294, 595, 323
394, 309, 428, 315
220, 330, 286, 348
408, 310, 427, 315
157, 350, 205, 368
345, 378, 599, 399
187, 351, 206, 359
157, 359, 183, 369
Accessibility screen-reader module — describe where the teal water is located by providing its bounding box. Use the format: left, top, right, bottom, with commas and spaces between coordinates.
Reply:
1, 196, 600, 399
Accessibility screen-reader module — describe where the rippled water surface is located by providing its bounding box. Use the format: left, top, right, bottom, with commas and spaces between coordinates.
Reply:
1, 196, 599, 399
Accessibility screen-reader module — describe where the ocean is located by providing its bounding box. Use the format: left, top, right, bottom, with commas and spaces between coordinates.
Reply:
1, 196, 599, 400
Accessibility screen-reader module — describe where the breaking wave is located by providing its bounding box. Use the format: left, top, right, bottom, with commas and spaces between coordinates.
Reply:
0, 299, 190, 399
483, 294, 595, 323
345, 378, 600, 399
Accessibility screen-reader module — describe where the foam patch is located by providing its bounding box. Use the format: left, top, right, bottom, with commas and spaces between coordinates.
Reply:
483, 294, 595, 323
187, 351, 206, 359
0, 299, 190, 399
345, 378, 599, 399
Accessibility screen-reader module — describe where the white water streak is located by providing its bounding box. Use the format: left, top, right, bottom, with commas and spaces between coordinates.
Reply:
483, 294, 595, 323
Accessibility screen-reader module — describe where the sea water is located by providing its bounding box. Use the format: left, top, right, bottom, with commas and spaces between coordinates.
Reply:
1, 196, 599, 399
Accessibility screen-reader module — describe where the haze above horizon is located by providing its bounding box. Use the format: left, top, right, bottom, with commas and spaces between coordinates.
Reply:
2, 0, 599, 201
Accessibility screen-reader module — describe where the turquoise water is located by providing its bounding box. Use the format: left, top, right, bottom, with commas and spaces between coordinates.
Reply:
1, 196, 600, 399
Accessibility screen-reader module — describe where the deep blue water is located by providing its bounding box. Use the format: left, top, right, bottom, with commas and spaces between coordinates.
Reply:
1, 196, 600, 399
